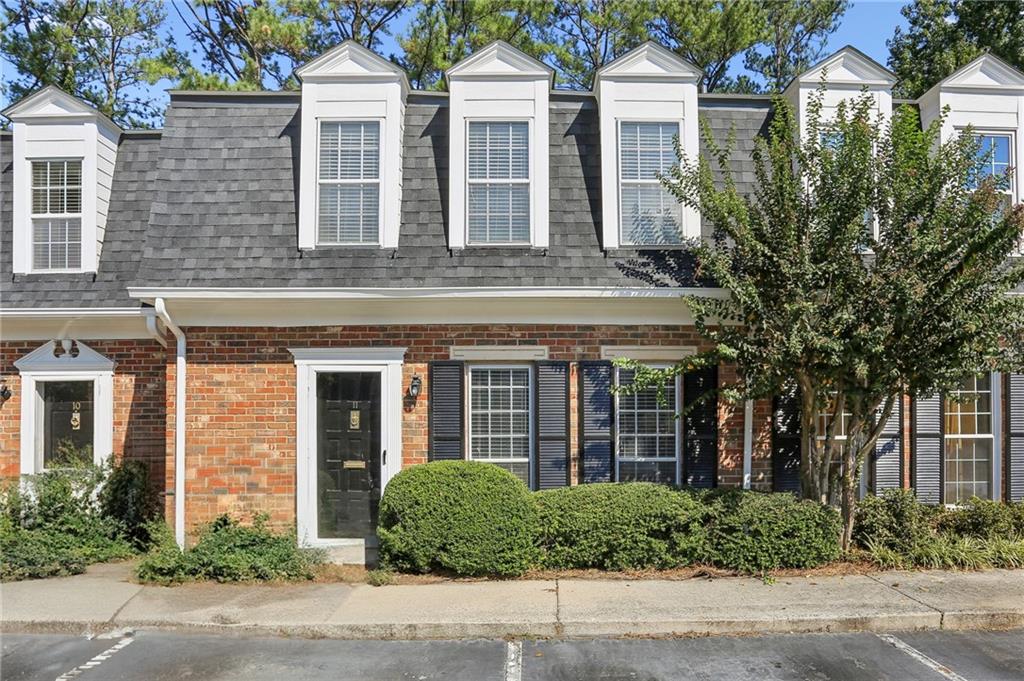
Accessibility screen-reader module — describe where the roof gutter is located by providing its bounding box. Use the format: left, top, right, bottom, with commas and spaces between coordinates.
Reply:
155, 298, 187, 548
127, 286, 730, 301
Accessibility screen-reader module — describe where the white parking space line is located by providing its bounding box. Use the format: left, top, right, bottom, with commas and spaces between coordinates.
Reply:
877, 634, 970, 681
54, 636, 134, 681
504, 640, 523, 681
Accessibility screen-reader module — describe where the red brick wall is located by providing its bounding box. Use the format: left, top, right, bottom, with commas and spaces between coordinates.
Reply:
0, 339, 168, 491
177, 324, 752, 532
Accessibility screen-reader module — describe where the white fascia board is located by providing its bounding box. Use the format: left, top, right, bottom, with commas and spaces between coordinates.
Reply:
0, 307, 152, 318
126, 286, 729, 301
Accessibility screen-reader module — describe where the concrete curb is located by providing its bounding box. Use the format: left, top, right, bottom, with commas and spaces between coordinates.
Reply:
4, 610, 1023, 640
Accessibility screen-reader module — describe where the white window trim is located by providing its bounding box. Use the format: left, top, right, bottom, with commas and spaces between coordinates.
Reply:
15, 341, 115, 475
964, 129, 1016, 202
464, 118, 534, 247
291, 348, 405, 546
614, 364, 682, 485
315, 118, 384, 246
465, 363, 535, 488
28, 157, 85, 273
616, 119, 685, 247
942, 371, 1002, 504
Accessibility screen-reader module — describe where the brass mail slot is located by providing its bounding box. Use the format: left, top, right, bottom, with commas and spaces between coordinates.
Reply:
342, 460, 367, 470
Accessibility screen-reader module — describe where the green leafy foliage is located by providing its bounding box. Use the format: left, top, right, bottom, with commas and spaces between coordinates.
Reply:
700, 489, 842, 572
377, 461, 539, 576
855, 490, 1024, 569
534, 483, 708, 570
888, 0, 1024, 99
100, 460, 161, 550
136, 514, 324, 584
0, 465, 135, 581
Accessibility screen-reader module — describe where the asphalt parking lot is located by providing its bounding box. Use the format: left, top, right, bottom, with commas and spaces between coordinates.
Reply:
3, 629, 1023, 681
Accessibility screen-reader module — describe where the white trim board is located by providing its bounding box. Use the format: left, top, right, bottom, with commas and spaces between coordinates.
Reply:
449, 345, 549, 360
127, 286, 727, 300
601, 345, 697, 361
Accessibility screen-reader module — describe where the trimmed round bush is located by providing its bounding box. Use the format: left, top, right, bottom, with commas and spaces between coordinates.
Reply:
535, 483, 708, 570
703, 489, 840, 572
936, 497, 1024, 540
377, 461, 538, 576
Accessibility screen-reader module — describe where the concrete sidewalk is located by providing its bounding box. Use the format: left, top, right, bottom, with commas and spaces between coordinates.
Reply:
3, 562, 1024, 639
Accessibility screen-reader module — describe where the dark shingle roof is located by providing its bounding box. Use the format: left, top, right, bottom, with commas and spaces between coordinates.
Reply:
2, 92, 774, 307
1, 132, 160, 308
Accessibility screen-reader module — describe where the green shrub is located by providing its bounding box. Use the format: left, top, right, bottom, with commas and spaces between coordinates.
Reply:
853, 488, 938, 553
535, 483, 708, 570
378, 461, 538, 576
136, 514, 324, 584
702, 489, 841, 572
101, 460, 160, 550
937, 498, 1024, 540
0, 467, 134, 581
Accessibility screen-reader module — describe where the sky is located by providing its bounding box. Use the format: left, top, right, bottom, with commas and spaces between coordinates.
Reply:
0, 0, 910, 121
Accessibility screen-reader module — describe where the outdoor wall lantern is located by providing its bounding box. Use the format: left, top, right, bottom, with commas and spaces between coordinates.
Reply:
408, 375, 422, 399
0, 380, 11, 402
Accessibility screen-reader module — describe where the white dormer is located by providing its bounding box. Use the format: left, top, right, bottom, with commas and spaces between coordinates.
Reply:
784, 46, 896, 138
446, 41, 553, 250
595, 42, 702, 248
296, 41, 409, 250
917, 53, 1024, 208
3, 86, 122, 274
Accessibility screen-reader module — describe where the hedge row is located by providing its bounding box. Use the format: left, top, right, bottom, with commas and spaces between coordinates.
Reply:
378, 461, 841, 576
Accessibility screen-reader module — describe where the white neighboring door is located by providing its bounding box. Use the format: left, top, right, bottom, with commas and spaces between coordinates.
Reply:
291, 348, 404, 546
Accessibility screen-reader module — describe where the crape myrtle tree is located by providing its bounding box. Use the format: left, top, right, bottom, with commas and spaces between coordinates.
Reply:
626, 86, 1024, 550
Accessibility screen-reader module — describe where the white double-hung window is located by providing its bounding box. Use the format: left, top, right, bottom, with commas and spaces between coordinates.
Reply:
317, 121, 381, 244
615, 366, 680, 484
971, 133, 1014, 211
467, 121, 531, 245
31, 159, 83, 270
618, 122, 683, 246
944, 374, 995, 504
468, 365, 533, 485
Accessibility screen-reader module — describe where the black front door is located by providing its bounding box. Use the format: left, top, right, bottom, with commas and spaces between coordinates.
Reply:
317, 372, 382, 538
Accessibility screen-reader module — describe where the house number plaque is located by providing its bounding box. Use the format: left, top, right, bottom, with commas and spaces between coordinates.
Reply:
70, 401, 82, 431
349, 410, 361, 430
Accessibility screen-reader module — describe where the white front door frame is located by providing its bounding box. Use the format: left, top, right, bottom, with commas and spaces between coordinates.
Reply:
291, 347, 405, 547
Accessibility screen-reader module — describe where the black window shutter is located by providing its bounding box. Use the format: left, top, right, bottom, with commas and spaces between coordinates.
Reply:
1008, 373, 1024, 503
579, 361, 614, 483
912, 394, 943, 504
428, 361, 464, 461
772, 387, 802, 493
683, 366, 717, 488
871, 397, 903, 493
535, 361, 570, 490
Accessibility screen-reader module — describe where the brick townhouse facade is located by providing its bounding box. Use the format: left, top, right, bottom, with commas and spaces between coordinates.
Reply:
1, 40, 1022, 558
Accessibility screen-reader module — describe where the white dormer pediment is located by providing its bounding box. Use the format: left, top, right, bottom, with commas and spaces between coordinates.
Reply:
296, 41, 408, 250
795, 46, 897, 87
595, 42, 701, 82
295, 41, 410, 94
929, 53, 1024, 92
446, 41, 553, 81
4, 86, 121, 275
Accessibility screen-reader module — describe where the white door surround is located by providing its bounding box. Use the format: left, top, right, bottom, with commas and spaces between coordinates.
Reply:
290, 347, 405, 547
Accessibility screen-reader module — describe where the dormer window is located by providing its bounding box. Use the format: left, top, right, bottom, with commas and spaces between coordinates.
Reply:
595, 42, 702, 248
31, 159, 83, 270
618, 122, 682, 245
467, 121, 531, 244
317, 121, 381, 245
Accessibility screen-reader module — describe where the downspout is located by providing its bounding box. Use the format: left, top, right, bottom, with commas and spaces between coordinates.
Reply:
155, 299, 186, 547
742, 400, 753, 490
